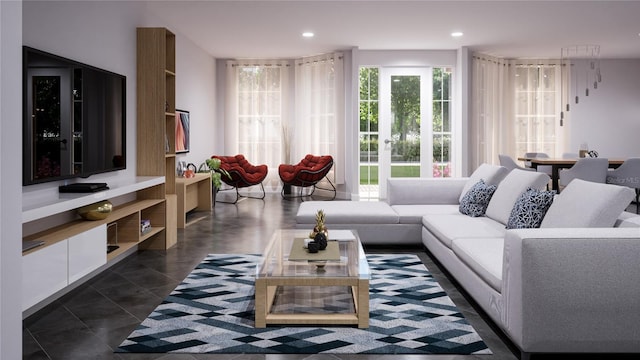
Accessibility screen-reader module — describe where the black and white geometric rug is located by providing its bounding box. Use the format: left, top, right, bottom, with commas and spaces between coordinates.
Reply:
116, 254, 491, 355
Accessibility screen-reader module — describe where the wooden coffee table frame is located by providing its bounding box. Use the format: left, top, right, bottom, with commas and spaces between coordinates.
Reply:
254, 230, 369, 328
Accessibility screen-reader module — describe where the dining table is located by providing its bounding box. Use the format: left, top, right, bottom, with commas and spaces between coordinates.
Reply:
516, 157, 625, 191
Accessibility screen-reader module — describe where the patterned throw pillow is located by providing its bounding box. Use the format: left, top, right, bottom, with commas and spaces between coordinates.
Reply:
506, 187, 556, 229
459, 179, 497, 217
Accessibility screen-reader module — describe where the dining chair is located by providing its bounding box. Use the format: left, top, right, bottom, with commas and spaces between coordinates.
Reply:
524, 152, 552, 176
562, 152, 579, 159
606, 157, 640, 214
558, 157, 609, 189
498, 154, 534, 172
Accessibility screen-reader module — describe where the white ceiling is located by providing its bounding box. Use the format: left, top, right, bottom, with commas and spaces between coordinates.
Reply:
146, 0, 640, 60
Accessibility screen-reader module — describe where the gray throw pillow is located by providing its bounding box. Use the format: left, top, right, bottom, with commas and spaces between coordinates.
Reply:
541, 179, 635, 228
485, 169, 551, 225
459, 179, 497, 217
506, 187, 556, 229
459, 164, 509, 203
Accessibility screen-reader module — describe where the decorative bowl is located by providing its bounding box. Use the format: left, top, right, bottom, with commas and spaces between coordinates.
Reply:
78, 200, 113, 221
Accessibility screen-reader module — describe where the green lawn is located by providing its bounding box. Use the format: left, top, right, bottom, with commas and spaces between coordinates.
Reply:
360, 165, 420, 185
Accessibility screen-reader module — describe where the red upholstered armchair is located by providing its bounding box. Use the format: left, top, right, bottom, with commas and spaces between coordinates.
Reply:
211, 154, 268, 204
278, 154, 336, 200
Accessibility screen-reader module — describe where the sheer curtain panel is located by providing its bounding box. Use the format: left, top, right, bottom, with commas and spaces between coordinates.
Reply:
293, 53, 345, 184
470, 54, 565, 170
470, 55, 514, 169
225, 60, 291, 190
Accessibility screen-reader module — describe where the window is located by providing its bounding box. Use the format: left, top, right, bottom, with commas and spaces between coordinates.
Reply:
513, 65, 560, 156
226, 56, 343, 190
225, 61, 291, 188
236, 65, 286, 167
470, 55, 565, 168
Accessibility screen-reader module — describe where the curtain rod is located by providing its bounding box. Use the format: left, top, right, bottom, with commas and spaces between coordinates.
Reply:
296, 55, 344, 66
473, 56, 565, 67
229, 63, 291, 68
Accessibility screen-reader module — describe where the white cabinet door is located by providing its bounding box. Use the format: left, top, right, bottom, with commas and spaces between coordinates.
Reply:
22, 240, 68, 311
68, 224, 107, 283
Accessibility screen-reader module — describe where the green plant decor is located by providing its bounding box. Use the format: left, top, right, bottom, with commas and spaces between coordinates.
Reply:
198, 158, 230, 190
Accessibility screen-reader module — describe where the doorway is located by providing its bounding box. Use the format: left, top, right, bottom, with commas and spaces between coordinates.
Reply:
360, 66, 450, 200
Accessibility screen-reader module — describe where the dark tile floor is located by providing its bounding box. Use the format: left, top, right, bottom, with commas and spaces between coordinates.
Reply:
22, 194, 639, 360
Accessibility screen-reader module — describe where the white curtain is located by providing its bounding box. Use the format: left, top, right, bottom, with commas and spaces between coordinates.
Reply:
511, 59, 566, 159
225, 59, 291, 191
470, 54, 566, 170
293, 53, 345, 184
470, 54, 514, 169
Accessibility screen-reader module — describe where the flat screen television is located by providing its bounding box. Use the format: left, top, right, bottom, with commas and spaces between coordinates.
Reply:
22, 46, 126, 186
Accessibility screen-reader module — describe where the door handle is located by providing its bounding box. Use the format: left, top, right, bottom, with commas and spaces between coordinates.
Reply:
384, 139, 393, 144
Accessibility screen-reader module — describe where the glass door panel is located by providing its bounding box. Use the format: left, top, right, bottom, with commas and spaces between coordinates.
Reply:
379, 67, 432, 199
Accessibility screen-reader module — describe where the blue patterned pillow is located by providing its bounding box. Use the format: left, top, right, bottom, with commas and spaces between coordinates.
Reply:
506, 187, 556, 229
459, 179, 497, 217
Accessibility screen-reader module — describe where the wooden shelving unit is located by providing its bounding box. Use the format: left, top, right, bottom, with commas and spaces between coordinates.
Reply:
136, 27, 177, 249
23, 198, 165, 261
176, 173, 213, 228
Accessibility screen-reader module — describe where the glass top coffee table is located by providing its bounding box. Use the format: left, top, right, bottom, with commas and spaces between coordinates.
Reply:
255, 229, 370, 328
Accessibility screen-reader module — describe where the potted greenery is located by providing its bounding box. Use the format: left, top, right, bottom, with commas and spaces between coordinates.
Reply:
198, 158, 230, 205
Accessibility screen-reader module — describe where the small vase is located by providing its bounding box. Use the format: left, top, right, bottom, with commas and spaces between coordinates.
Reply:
307, 241, 319, 253
314, 232, 328, 250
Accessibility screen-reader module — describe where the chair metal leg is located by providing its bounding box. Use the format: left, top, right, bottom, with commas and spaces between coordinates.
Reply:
281, 177, 336, 201
309, 177, 337, 200
281, 184, 313, 200
215, 183, 265, 204
215, 187, 241, 204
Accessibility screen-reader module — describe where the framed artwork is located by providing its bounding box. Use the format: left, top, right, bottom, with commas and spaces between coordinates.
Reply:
175, 109, 190, 154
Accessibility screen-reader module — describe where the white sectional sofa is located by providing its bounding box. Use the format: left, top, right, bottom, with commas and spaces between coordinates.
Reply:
296, 164, 640, 358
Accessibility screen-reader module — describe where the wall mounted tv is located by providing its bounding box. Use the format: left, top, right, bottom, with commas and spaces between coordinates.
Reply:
23, 46, 126, 186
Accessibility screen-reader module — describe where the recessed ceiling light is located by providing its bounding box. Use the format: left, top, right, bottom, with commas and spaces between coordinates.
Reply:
451, 32, 464, 38
302, 32, 314, 38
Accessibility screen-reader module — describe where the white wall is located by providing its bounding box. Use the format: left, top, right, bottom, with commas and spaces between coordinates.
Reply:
174, 34, 219, 169
1, 1, 24, 359
567, 59, 640, 157
357, 49, 457, 67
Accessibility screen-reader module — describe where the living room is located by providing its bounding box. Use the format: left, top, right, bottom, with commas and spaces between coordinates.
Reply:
3, 1, 640, 359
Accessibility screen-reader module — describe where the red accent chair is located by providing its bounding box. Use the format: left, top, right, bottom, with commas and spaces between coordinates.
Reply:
278, 154, 336, 200
211, 154, 268, 204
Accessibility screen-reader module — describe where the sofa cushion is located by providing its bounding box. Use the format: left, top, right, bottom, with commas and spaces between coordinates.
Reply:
506, 187, 556, 229
391, 204, 460, 224
540, 179, 635, 228
452, 237, 504, 292
485, 169, 550, 225
615, 211, 640, 228
459, 164, 509, 203
422, 214, 507, 249
388, 178, 468, 206
459, 179, 497, 217
296, 201, 399, 224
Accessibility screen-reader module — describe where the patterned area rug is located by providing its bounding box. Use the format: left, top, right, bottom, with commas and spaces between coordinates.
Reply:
117, 254, 491, 354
